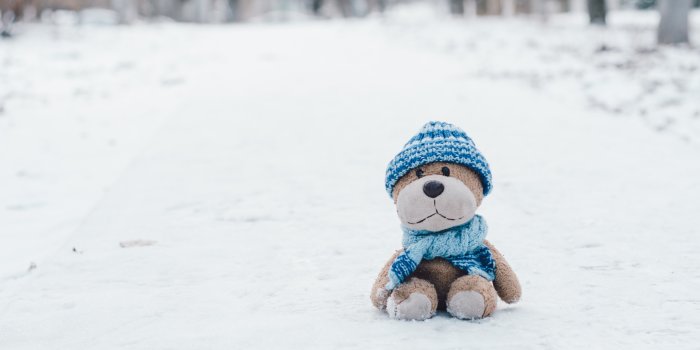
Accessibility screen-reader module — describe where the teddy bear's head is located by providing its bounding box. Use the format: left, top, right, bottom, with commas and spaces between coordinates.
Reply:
385, 121, 492, 233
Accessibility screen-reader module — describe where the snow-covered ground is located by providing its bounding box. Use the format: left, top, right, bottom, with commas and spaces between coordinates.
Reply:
1, 6, 700, 349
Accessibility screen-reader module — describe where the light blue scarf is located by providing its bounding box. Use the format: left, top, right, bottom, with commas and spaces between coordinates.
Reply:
385, 215, 496, 290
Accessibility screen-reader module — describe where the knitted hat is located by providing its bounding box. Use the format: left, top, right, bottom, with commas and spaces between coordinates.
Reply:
385, 121, 492, 197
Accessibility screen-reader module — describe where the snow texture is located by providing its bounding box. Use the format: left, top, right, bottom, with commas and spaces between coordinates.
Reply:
1, 5, 700, 349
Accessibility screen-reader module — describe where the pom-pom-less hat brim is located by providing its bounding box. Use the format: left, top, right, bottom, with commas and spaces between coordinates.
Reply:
385, 121, 493, 197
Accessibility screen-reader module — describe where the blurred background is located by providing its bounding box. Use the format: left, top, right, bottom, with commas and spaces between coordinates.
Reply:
2, 0, 700, 348
1, 0, 700, 26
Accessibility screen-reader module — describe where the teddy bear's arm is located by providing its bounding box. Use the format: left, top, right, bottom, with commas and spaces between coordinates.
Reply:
370, 249, 403, 310
483, 239, 521, 304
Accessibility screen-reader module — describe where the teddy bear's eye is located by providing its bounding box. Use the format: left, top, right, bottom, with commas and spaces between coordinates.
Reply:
416, 169, 424, 178
441, 167, 450, 177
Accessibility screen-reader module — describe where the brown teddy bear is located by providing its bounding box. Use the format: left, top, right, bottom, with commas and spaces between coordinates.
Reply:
371, 121, 521, 320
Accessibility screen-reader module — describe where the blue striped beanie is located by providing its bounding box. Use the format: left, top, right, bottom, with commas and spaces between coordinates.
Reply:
385, 121, 492, 197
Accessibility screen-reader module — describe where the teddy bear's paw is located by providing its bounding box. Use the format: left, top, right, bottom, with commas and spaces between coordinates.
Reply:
375, 288, 389, 305
447, 291, 486, 320
386, 292, 434, 321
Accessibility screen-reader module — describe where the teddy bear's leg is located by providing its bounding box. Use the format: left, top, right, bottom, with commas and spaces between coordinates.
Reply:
386, 277, 438, 321
446, 275, 498, 319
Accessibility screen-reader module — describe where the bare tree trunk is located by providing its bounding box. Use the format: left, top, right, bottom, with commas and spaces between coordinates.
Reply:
449, 0, 464, 15
311, 0, 323, 14
336, 0, 356, 17
586, 0, 606, 25
485, 0, 499, 15
1, 0, 23, 36
173, 0, 186, 21
195, 0, 209, 22
570, 0, 586, 12
465, 0, 476, 16
367, 0, 385, 14
113, 0, 138, 24
376, 0, 385, 13
532, 0, 550, 22
502, 0, 515, 16
1, 10, 15, 37
657, 0, 691, 45
227, 0, 241, 20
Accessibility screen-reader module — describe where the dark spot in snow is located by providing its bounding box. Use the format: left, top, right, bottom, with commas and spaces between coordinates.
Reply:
114, 61, 135, 71
6, 202, 45, 211
119, 240, 157, 248
258, 53, 279, 62
635, 47, 657, 55
161, 77, 184, 87
595, 44, 617, 53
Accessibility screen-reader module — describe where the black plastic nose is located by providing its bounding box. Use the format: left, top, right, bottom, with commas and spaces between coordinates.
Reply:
423, 181, 444, 198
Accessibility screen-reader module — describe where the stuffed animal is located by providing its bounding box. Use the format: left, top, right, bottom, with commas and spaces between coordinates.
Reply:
371, 121, 521, 321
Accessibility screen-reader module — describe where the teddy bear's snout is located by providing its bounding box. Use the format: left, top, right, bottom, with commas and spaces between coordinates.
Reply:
396, 174, 478, 232
423, 181, 444, 198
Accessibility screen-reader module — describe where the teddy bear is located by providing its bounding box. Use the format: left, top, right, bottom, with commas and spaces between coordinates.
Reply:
371, 121, 521, 321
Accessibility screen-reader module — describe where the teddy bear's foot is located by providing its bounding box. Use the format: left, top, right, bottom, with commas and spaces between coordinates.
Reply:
387, 292, 433, 320
387, 277, 437, 321
446, 275, 497, 319
447, 291, 485, 319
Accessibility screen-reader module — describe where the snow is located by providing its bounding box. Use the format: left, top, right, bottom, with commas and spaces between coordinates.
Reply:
2, 6, 700, 349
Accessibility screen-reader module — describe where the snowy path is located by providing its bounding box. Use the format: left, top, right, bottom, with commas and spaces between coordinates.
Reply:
2, 15, 700, 349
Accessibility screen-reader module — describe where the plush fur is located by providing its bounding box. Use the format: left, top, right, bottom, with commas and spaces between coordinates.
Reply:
386, 278, 438, 320
372, 162, 521, 320
392, 162, 484, 206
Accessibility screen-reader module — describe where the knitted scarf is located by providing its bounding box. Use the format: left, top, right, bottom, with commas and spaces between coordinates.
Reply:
385, 215, 496, 290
